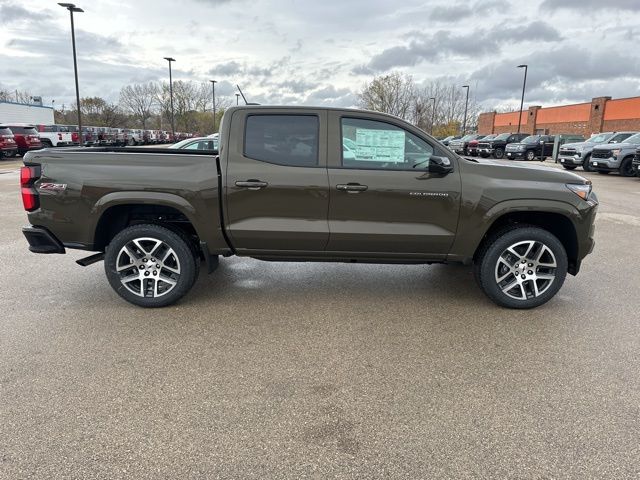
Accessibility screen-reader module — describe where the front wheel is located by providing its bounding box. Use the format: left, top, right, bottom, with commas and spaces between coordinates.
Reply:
582, 155, 593, 172
474, 226, 568, 309
104, 224, 199, 307
526, 150, 536, 161
597, 170, 610, 175
620, 157, 635, 177
494, 147, 504, 159
563, 165, 577, 170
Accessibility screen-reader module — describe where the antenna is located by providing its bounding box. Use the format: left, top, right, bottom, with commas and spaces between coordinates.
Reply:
236, 85, 248, 105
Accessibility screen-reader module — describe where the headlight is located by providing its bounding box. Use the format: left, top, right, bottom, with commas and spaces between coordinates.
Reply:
611, 149, 621, 157
575, 146, 583, 153
566, 183, 592, 200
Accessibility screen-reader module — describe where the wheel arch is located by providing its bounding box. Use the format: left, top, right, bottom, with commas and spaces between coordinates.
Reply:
473, 209, 580, 275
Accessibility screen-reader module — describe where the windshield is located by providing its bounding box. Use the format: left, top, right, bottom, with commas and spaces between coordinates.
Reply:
588, 133, 611, 143
461, 134, 477, 141
521, 135, 540, 144
480, 134, 496, 140
0, 127, 13, 136
494, 133, 510, 140
622, 133, 640, 143
169, 138, 208, 149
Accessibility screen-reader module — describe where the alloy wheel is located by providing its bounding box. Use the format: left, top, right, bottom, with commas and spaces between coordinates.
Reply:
494, 240, 557, 300
115, 237, 181, 297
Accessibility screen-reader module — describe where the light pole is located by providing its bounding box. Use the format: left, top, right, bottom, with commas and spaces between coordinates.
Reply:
210, 80, 217, 132
461, 85, 470, 135
517, 64, 528, 134
164, 57, 176, 140
236, 93, 240, 106
429, 97, 436, 135
58, 3, 84, 140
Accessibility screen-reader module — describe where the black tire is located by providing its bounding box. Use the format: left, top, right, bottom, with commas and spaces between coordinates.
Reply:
104, 224, 199, 307
582, 154, 593, 172
474, 226, 568, 309
597, 170, 610, 175
620, 157, 635, 177
525, 150, 536, 161
41, 139, 53, 149
563, 165, 577, 170
494, 147, 504, 159
128, 138, 135, 146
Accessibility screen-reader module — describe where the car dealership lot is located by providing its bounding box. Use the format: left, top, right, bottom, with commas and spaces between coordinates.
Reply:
1, 165, 639, 478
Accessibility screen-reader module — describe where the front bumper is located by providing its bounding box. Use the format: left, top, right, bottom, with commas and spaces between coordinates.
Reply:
1, 146, 18, 157
505, 151, 525, 159
22, 225, 66, 254
558, 154, 584, 165
590, 157, 619, 171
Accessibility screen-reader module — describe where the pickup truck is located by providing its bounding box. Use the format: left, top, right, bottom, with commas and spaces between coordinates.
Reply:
589, 132, 640, 176
36, 124, 76, 148
20, 106, 598, 309
505, 134, 555, 161
477, 133, 529, 159
558, 131, 636, 172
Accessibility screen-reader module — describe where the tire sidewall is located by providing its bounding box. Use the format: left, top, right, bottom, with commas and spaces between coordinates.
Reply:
479, 227, 568, 309
104, 224, 197, 308
494, 147, 504, 159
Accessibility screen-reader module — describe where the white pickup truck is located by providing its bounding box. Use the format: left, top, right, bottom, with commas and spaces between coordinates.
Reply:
36, 124, 76, 147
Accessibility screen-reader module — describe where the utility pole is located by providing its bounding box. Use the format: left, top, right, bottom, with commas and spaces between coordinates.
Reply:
164, 57, 176, 140
210, 80, 217, 132
517, 64, 528, 134
58, 3, 84, 138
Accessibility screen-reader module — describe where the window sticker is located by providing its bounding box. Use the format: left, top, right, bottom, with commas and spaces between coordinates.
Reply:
354, 128, 405, 162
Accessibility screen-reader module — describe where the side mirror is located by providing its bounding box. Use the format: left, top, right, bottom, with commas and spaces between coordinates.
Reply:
428, 155, 454, 175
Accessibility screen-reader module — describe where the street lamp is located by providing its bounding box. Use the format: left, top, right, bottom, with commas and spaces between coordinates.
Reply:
461, 85, 470, 135
210, 80, 217, 133
164, 57, 176, 140
58, 3, 84, 140
517, 64, 528, 134
429, 97, 436, 135
236, 93, 240, 106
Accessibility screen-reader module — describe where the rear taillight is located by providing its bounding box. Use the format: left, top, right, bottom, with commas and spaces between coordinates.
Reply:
20, 165, 41, 211
58, 133, 63, 141
72, 132, 79, 142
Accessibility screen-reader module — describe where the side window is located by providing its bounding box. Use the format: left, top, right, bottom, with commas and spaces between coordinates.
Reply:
184, 142, 201, 150
341, 117, 433, 170
244, 115, 318, 166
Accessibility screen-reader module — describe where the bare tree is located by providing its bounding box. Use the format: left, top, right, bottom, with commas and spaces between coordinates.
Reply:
357, 72, 416, 120
119, 82, 158, 129
0, 85, 36, 104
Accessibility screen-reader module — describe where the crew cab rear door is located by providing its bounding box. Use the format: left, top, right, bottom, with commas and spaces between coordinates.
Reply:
224, 109, 330, 253
325, 111, 461, 257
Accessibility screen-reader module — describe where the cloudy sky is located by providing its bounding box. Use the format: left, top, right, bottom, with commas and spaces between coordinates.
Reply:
1, 0, 640, 112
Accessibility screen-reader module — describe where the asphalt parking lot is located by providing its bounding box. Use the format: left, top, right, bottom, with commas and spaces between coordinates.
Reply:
1, 161, 639, 479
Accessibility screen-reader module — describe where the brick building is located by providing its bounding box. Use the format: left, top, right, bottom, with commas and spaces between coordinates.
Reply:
477, 96, 640, 136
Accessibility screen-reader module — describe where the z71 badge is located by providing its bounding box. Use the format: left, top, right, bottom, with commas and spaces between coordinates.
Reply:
38, 183, 67, 192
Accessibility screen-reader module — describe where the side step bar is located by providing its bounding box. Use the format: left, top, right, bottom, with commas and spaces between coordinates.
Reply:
76, 252, 105, 267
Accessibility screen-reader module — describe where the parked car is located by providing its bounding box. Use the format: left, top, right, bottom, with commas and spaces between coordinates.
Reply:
440, 135, 460, 147
21, 105, 597, 310
35, 124, 74, 148
505, 135, 556, 161
477, 133, 529, 159
4, 124, 42, 155
122, 129, 140, 146
61, 125, 81, 145
168, 137, 217, 151
589, 133, 640, 176
448, 134, 484, 156
632, 147, 640, 177
558, 131, 637, 172
0, 125, 18, 158
467, 134, 495, 156
96, 127, 115, 146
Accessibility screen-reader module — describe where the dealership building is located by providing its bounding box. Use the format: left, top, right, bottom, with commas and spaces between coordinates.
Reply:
0, 100, 55, 125
478, 96, 640, 137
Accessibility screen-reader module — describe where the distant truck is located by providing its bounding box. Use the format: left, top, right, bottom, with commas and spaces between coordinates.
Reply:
35, 124, 76, 148
558, 131, 636, 172
589, 132, 640, 176
477, 133, 529, 159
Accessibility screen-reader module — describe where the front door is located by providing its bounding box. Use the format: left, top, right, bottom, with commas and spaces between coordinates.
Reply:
325, 113, 461, 258
225, 110, 330, 253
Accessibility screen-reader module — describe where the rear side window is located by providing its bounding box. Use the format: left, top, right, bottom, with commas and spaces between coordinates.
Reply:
0, 127, 12, 136
244, 115, 319, 166
9, 127, 37, 135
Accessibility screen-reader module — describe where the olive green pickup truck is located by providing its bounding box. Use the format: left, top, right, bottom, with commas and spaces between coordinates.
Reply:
21, 106, 597, 309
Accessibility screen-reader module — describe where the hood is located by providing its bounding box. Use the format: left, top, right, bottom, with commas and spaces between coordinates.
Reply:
560, 141, 588, 149
468, 158, 588, 184
592, 142, 639, 152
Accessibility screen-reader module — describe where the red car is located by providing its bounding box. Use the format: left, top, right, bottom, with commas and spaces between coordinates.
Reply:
0, 125, 19, 158
4, 124, 42, 156
467, 134, 496, 156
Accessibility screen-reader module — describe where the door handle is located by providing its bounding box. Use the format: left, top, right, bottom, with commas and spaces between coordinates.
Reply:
235, 180, 268, 190
336, 183, 368, 193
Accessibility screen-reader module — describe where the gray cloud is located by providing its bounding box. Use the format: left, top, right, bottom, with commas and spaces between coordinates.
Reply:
362, 21, 562, 73
0, 3, 51, 24
540, 0, 640, 11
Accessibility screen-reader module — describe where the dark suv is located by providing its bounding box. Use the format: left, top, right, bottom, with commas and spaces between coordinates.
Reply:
477, 133, 529, 159
505, 135, 555, 161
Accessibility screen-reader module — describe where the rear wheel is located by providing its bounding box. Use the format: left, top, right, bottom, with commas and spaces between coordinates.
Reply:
41, 139, 53, 149
494, 147, 504, 159
620, 157, 635, 177
474, 226, 567, 309
563, 165, 577, 170
104, 224, 199, 307
597, 170, 610, 175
